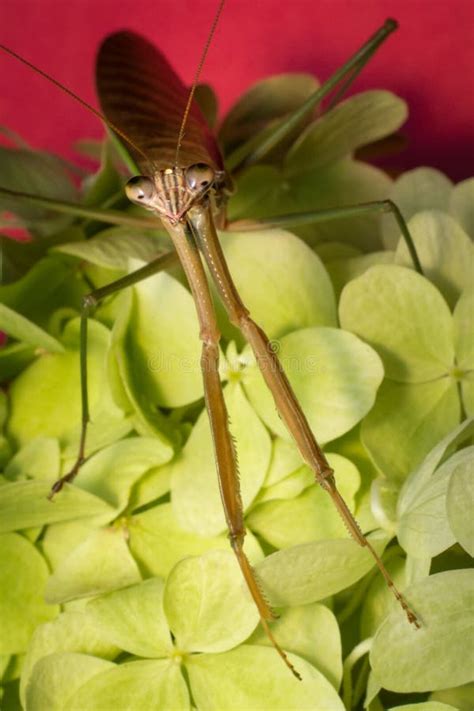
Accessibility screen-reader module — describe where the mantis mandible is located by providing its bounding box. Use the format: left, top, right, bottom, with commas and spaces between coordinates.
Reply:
0, 0, 422, 679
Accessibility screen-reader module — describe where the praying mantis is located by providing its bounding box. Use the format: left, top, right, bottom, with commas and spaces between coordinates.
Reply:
0, 0, 423, 681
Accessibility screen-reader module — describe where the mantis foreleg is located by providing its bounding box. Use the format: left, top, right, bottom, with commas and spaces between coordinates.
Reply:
164, 217, 302, 679
189, 203, 420, 628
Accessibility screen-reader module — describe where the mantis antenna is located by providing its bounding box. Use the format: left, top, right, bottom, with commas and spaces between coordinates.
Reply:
174, 0, 227, 167
0, 41, 152, 172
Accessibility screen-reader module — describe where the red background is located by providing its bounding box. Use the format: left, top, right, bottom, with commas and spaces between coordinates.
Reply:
0, 0, 472, 181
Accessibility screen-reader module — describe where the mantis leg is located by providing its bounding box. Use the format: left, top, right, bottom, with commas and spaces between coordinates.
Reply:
228, 199, 423, 274
49, 249, 176, 497
0, 185, 159, 230
189, 204, 420, 628
228, 19, 399, 172
165, 219, 301, 680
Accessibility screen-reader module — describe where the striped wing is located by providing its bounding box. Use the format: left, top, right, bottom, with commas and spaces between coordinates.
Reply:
96, 31, 223, 173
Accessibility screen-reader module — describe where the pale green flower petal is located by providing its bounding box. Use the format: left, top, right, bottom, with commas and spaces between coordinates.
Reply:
0, 533, 58, 655
395, 211, 473, 308
243, 327, 383, 444
340, 265, 454, 382
164, 550, 259, 653
370, 570, 474, 692
382, 168, 453, 248
186, 645, 345, 711
64, 659, 190, 711
86, 578, 172, 658
25, 652, 114, 711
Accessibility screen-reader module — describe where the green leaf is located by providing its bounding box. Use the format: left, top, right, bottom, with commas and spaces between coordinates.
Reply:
0, 341, 35, 380
217, 228, 337, 343
41, 519, 99, 572
370, 476, 400, 534
24, 652, 115, 711
0, 225, 84, 285
397, 448, 472, 558
387, 704, 459, 711
7, 318, 123, 448
120, 269, 203, 408
0, 257, 84, 331
81, 140, 123, 206
0, 480, 114, 534
0, 303, 64, 353
315, 242, 361, 262
449, 178, 474, 238
171, 382, 271, 536
248, 603, 342, 689
461, 378, 474, 418
454, 290, 474, 415
55, 227, 168, 270
446, 457, 474, 556
0, 389, 8, 429
256, 532, 388, 606
0, 533, 58, 654
454, 289, 474, 369
0, 437, 12, 471
44, 525, 141, 604
63, 659, 190, 711
287, 90, 407, 174
258, 465, 313, 503
220, 73, 319, 158
108, 290, 178, 443
362, 379, 460, 482
0, 146, 77, 235
228, 165, 282, 222
360, 553, 408, 638
430, 682, 474, 711
243, 327, 384, 443
5, 437, 60, 481
247, 453, 360, 548
382, 168, 454, 249
129, 503, 251, 579
230, 159, 393, 252
290, 159, 393, 250
326, 250, 394, 299
61, 414, 135, 463
395, 211, 473, 308
130, 460, 172, 509
86, 578, 172, 658
72, 437, 173, 511
163, 550, 259, 653
370, 569, 474, 692
263, 437, 303, 488
186, 645, 345, 710
397, 418, 474, 514
20, 609, 119, 706
340, 265, 454, 382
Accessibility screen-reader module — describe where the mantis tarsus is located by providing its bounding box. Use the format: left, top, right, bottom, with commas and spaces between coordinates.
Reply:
0, 0, 422, 680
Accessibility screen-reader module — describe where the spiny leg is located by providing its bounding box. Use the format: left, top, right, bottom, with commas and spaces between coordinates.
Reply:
49, 250, 176, 498
228, 199, 423, 274
165, 218, 301, 680
189, 204, 420, 628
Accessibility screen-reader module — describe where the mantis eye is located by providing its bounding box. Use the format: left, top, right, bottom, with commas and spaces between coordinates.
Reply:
186, 163, 215, 191
125, 175, 155, 204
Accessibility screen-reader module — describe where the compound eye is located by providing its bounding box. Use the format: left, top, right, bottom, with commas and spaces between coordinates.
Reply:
185, 163, 214, 191
125, 175, 155, 204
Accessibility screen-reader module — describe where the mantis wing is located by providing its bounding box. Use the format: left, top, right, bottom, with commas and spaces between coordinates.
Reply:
96, 31, 223, 173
